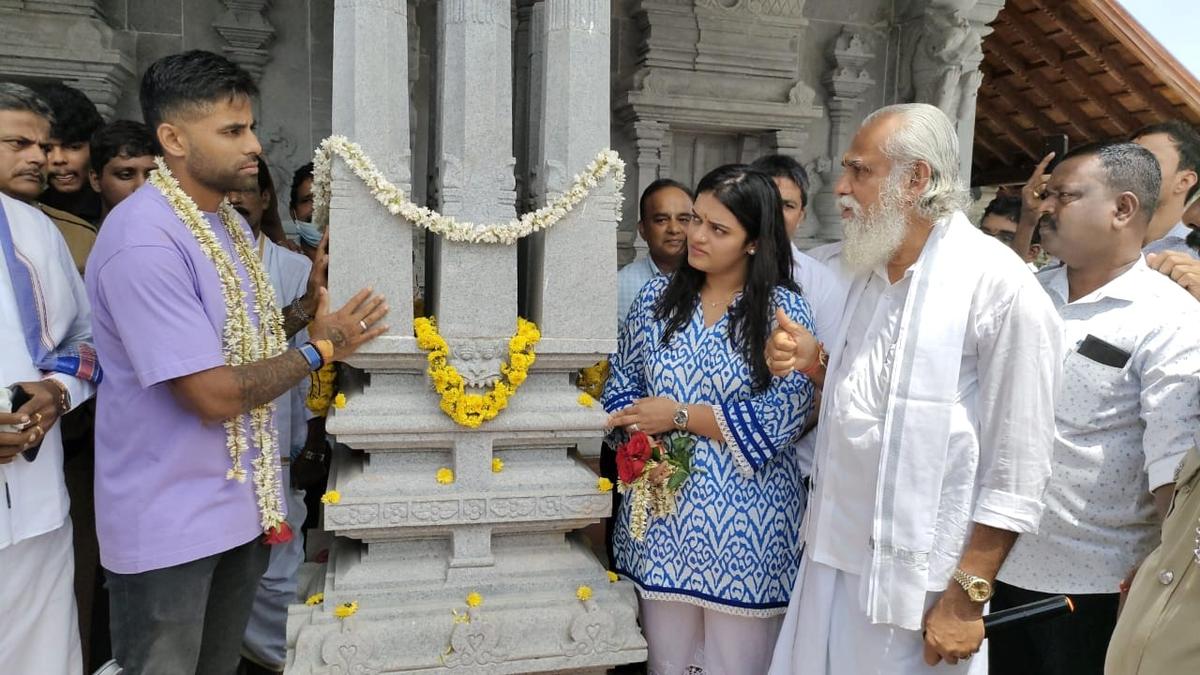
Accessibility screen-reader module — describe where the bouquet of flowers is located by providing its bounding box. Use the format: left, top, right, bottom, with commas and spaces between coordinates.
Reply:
615, 431, 700, 541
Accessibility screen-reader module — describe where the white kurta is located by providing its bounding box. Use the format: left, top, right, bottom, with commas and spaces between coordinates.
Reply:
0, 193, 93, 675
770, 214, 1063, 675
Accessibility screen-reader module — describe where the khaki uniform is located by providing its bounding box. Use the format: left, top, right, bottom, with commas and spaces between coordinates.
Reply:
37, 203, 97, 275
1106, 446, 1200, 674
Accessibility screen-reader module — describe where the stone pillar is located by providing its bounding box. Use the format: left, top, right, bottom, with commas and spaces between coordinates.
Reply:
529, 0, 619, 348
900, 0, 1004, 183
629, 119, 667, 259
329, 0, 415, 346
525, 1, 547, 213
288, 1, 644, 671
814, 28, 875, 243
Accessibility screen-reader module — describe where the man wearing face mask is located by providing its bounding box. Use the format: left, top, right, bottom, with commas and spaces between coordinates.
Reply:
289, 162, 324, 260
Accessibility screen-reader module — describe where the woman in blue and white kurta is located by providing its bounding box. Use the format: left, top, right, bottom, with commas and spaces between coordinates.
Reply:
603, 164, 816, 675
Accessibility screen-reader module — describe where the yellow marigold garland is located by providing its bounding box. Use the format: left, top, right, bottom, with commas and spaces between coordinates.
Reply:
414, 316, 540, 428
334, 601, 358, 619
597, 477, 614, 493
321, 490, 341, 505
149, 159, 286, 536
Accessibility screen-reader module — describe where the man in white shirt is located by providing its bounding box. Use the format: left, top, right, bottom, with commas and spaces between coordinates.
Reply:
616, 178, 690, 330
1132, 121, 1199, 259
751, 154, 847, 484
0, 183, 99, 673
992, 142, 1200, 675
766, 103, 1062, 675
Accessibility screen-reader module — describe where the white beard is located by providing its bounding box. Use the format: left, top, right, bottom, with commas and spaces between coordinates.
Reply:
839, 180, 909, 275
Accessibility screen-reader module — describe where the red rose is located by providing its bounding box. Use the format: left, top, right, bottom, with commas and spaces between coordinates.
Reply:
264, 522, 293, 545
616, 432, 653, 484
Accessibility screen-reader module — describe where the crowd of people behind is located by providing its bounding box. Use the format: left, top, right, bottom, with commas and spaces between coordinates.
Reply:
1, 48, 1199, 675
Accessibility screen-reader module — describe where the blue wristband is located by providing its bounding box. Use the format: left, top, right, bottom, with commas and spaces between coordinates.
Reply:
297, 342, 323, 371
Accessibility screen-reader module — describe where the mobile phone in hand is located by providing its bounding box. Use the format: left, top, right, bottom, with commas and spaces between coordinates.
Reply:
3, 384, 42, 462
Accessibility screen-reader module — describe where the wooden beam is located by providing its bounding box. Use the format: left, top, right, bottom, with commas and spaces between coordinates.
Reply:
977, 97, 1041, 159
1084, 0, 1200, 122
1034, 0, 1180, 121
985, 37, 1101, 139
996, 11, 1140, 134
981, 64, 1063, 138
973, 129, 1014, 167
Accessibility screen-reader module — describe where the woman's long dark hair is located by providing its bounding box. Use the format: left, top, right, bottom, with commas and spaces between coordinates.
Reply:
655, 164, 798, 393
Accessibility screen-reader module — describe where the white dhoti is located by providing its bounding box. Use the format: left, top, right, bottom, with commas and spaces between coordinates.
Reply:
640, 597, 783, 675
0, 519, 82, 675
768, 555, 986, 675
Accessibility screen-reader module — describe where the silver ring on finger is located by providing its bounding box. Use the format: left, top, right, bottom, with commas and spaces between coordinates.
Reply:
630, 423, 639, 432
359, 319, 368, 332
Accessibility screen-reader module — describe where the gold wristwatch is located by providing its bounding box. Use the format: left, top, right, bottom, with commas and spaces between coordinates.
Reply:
952, 568, 994, 603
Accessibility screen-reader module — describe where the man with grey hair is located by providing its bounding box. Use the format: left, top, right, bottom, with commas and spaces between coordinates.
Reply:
766, 103, 1062, 674
992, 142, 1200, 675
1, 81, 98, 675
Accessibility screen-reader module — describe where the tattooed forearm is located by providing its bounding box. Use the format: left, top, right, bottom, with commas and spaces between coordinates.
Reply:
232, 350, 311, 413
282, 302, 311, 339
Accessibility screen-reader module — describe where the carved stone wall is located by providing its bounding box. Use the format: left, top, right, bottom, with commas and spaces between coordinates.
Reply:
0, 0, 334, 235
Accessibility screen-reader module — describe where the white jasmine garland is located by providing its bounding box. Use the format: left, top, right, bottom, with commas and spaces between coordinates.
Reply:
149, 158, 288, 534
310, 136, 626, 245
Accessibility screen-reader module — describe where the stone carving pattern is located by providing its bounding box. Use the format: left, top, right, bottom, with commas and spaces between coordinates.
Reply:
562, 600, 624, 656
545, 0, 608, 32
316, 623, 383, 675
693, 0, 805, 17
443, 610, 509, 667
444, 0, 510, 27
327, 495, 609, 528
446, 338, 507, 387
905, 4, 984, 126
212, 0, 276, 80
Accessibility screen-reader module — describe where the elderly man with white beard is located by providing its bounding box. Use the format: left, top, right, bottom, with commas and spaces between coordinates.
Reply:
764, 103, 1063, 675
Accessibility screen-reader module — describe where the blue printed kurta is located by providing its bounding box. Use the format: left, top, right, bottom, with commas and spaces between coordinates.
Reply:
603, 276, 816, 617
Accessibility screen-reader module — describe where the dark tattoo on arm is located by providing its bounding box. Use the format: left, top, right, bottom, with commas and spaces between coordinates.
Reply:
233, 350, 311, 412
282, 303, 310, 339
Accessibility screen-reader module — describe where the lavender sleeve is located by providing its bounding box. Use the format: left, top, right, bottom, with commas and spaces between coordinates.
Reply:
95, 245, 226, 388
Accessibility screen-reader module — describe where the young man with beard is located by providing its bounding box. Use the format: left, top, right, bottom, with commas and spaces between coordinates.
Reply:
226, 156, 319, 674
765, 103, 1062, 675
89, 120, 157, 221
617, 178, 692, 329
85, 50, 388, 675
989, 143, 1200, 675
1132, 121, 1199, 259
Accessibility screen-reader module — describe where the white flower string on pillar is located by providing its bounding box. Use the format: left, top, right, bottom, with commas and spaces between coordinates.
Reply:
311, 135, 625, 245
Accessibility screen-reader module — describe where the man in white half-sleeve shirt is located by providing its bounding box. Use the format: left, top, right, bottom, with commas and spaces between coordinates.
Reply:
765, 103, 1062, 675
991, 142, 1200, 675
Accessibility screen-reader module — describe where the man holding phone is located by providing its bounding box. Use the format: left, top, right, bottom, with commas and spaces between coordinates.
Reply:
0, 84, 101, 675
991, 142, 1200, 675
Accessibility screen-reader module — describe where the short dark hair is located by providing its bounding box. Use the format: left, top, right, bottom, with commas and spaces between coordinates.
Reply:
28, 82, 102, 144
89, 120, 156, 174
1063, 141, 1162, 221
638, 178, 693, 222
982, 193, 1022, 224
751, 154, 810, 208
289, 162, 313, 210
140, 50, 258, 133
982, 193, 1038, 244
1132, 120, 1200, 202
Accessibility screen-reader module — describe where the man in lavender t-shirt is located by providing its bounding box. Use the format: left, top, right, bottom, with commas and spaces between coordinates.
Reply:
84, 50, 388, 675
